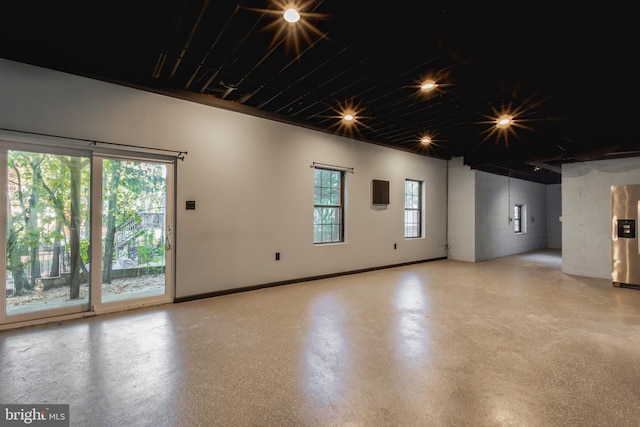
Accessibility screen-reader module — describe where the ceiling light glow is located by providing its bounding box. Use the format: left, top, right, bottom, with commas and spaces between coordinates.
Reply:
248, 1, 329, 56
478, 101, 537, 147
497, 114, 512, 128
324, 99, 371, 137
283, 8, 300, 23
421, 79, 437, 91
416, 133, 441, 154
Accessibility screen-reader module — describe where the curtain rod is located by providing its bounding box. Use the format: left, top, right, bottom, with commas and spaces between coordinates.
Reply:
0, 127, 188, 160
310, 161, 354, 173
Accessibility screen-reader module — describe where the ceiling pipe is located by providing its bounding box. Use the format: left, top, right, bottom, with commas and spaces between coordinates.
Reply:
221, 37, 285, 100
239, 35, 325, 104
185, 4, 241, 90
168, 0, 210, 80
152, 49, 168, 79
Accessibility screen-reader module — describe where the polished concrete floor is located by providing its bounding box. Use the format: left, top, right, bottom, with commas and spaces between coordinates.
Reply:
2, 249, 640, 426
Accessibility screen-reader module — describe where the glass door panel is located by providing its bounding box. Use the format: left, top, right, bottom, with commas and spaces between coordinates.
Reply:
100, 158, 168, 303
5, 150, 91, 316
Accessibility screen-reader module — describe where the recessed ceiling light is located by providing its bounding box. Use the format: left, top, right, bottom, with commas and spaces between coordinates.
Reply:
327, 99, 368, 137
417, 134, 441, 152
479, 103, 535, 146
246, 1, 328, 56
420, 79, 437, 91
283, 8, 300, 23
496, 114, 512, 128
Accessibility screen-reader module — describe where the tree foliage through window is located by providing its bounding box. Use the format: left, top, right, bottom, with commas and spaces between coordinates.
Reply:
314, 167, 344, 243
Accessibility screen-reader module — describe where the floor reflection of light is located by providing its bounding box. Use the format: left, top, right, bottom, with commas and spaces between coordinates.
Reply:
0, 322, 92, 401
303, 295, 350, 404
395, 276, 429, 358
0, 311, 181, 425
491, 402, 520, 425
520, 251, 562, 266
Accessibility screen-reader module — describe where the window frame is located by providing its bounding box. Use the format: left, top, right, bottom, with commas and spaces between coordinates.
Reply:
514, 203, 524, 233
313, 167, 345, 244
404, 179, 423, 238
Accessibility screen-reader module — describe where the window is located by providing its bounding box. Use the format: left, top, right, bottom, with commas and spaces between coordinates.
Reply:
514, 204, 523, 233
314, 167, 344, 243
404, 179, 422, 238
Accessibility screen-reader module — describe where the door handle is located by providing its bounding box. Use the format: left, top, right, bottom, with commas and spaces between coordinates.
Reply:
166, 226, 173, 250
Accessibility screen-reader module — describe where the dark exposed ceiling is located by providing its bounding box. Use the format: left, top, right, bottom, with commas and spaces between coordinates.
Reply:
1, 1, 639, 184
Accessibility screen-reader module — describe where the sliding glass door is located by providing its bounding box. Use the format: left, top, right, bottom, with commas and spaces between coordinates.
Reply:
2, 148, 91, 319
1, 144, 174, 325
98, 157, 171, 305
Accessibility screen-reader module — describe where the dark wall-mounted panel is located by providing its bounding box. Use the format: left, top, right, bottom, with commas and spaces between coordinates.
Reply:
372, 180, 389, 205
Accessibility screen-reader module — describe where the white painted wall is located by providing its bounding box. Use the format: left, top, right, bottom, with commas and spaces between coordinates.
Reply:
546, 184, 562, 249
0, 59, 448, 298
447, 157, 476, 262
562, 157, 640, 279
474, 171, 548, 261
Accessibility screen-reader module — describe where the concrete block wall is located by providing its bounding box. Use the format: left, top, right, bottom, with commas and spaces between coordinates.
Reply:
475, 171, 547, 261
562, 157, 640, 279
546, 184, 562, 249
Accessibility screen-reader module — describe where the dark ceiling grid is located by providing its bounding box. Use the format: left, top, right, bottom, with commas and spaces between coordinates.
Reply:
219, 0, 332, 107
296, 49, 438, 142
166, 0, 211, 81
370, 91, 453, 141
236, 34, 328, 105
270, 46, 361, 116
219, 41, 285, 101
283, 51, 373, 122
161, 1, 260, 96
184, 5, 245, 91
3, 0, 637, 186
212, 2, 416, 144
153, 0, 538, 168
194, 13, 313, 110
